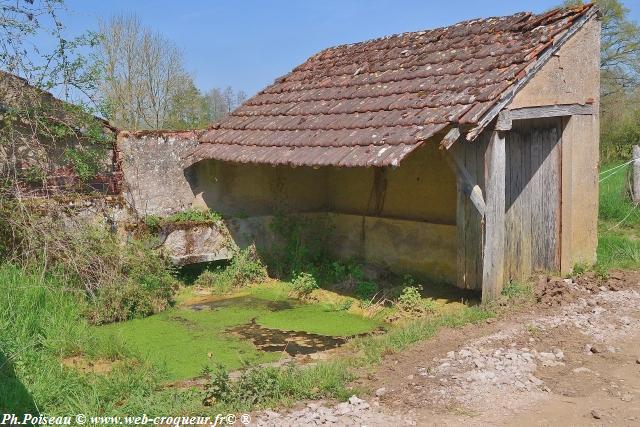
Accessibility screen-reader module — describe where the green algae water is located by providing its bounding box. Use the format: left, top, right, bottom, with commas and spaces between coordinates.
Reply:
94, 282, 381, 380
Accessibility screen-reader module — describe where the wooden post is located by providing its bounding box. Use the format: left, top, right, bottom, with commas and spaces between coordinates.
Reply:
482, 130, 506, 302
633, 145, 640, 203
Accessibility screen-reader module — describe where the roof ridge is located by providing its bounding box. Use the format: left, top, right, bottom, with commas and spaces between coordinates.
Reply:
189, 4, 597, 168
298, 5, 592, 70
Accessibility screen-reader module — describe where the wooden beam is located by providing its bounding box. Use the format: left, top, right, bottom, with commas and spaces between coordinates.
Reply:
495, 110, 512, 131
444, 149, 486, 217
482, 130, 506, 302
439, 127, 461, 150
509, 103, 594, 120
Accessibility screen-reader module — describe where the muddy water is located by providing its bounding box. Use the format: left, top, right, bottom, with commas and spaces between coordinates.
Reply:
227, 320, 347, 356
184, 296, 355, 356
186, 295, 295, 312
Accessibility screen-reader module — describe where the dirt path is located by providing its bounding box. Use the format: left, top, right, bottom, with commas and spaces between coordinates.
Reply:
254, 272, 640, 426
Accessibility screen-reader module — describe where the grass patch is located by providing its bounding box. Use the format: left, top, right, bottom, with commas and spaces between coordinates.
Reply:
351, 306, 494, 364
501, 280, 534, 301
596, 161, 640, 271
597, 230, 640, 271
599, 162, 640, 225
0, 264, 203, 416
143, 208, 223, 230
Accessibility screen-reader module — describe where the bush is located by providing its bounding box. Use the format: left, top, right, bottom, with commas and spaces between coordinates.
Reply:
203, 362, 352, 410
0, 202, 177, 325
355, 281, 377, 300
291, 272, 318, 295
194, 245, 267, 294
268, 214, 335, 281
395, 276, 435, 315
75, 229, 177, 324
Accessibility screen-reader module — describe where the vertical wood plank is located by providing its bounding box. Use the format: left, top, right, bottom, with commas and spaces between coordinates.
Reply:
455, 145, 467, 289
520, 124, 533, 278
505, 130, 524, 282
530, 125, 545, 271
560, 116, 572, 274
547, 120, 562, 270
482, 130, 506, 302
465, 142, 479, 289
505, 136, 513, 282
475, 135, 488, 288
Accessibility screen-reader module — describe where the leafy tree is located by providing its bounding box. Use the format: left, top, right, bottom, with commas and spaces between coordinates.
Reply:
165, 80, 210, 130
0, 0, 111, 192
98, 14, 198, 130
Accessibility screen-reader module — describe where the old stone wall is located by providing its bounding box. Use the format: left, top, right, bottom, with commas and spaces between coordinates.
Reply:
118, 131, 201, 217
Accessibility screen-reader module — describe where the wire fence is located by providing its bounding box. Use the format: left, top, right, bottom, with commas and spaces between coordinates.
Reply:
600, 149, 640, 230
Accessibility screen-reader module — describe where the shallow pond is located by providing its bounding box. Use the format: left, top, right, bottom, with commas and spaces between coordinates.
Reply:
95, 282, 382, 380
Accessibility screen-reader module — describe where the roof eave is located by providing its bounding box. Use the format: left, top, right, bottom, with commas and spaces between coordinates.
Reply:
464, 5, 599, 142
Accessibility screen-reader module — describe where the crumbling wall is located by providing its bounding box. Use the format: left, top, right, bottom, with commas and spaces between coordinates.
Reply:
118, 130, 201, 217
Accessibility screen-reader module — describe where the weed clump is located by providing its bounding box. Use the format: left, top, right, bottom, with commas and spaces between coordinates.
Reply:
290, 272, 319, 296
394, 276, 436, 316
202, 363, 352, 410
355, 281, 378, 301
143, 208, 223, 231
194, 245, 267, 293
500, 280, 534, 302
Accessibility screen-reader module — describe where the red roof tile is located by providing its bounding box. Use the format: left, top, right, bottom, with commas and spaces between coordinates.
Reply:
185, 5, 597, 168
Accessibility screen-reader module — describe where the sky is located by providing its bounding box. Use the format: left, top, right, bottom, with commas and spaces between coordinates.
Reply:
62, 0, 640, 97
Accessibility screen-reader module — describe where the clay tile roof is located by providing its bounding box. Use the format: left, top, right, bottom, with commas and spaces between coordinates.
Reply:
185, 4, 597, 168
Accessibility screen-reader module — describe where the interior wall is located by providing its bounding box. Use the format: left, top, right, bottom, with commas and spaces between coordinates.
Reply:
326, 143, 457, 223
189, 140, 458, 284
190, 161, 329, 216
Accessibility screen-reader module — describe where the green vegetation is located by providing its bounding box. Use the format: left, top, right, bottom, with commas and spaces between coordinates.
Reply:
355, 281, 378, 301
203, 362, 353, 412
144, 209, 223, 230
352, 306, 494, 364
258, 303, 378, 337
0, 210, 178, 325
0, 264, 201, 416
501, 280, 534, 301
267, 214, 336, 281
95, 296, 279, 380
290, 272, 319, 296
597, 161, 640, 272
193, 245, 267, 294
96, 282, 381, 380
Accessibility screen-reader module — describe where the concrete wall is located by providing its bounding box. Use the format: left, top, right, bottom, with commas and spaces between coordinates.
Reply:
331, 213, 456, 283
510, 18, 601, 271
118, 131, 200, 217
325, 144, 457, 224
220, 213, 457, 284
189, 161, 329, 216
187, 141, 458, 284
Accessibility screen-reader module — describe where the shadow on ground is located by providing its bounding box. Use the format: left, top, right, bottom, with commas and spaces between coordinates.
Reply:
0, 351, 37, 415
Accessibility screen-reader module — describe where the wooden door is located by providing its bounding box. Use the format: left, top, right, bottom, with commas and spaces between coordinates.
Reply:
505, 118, 562, 281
